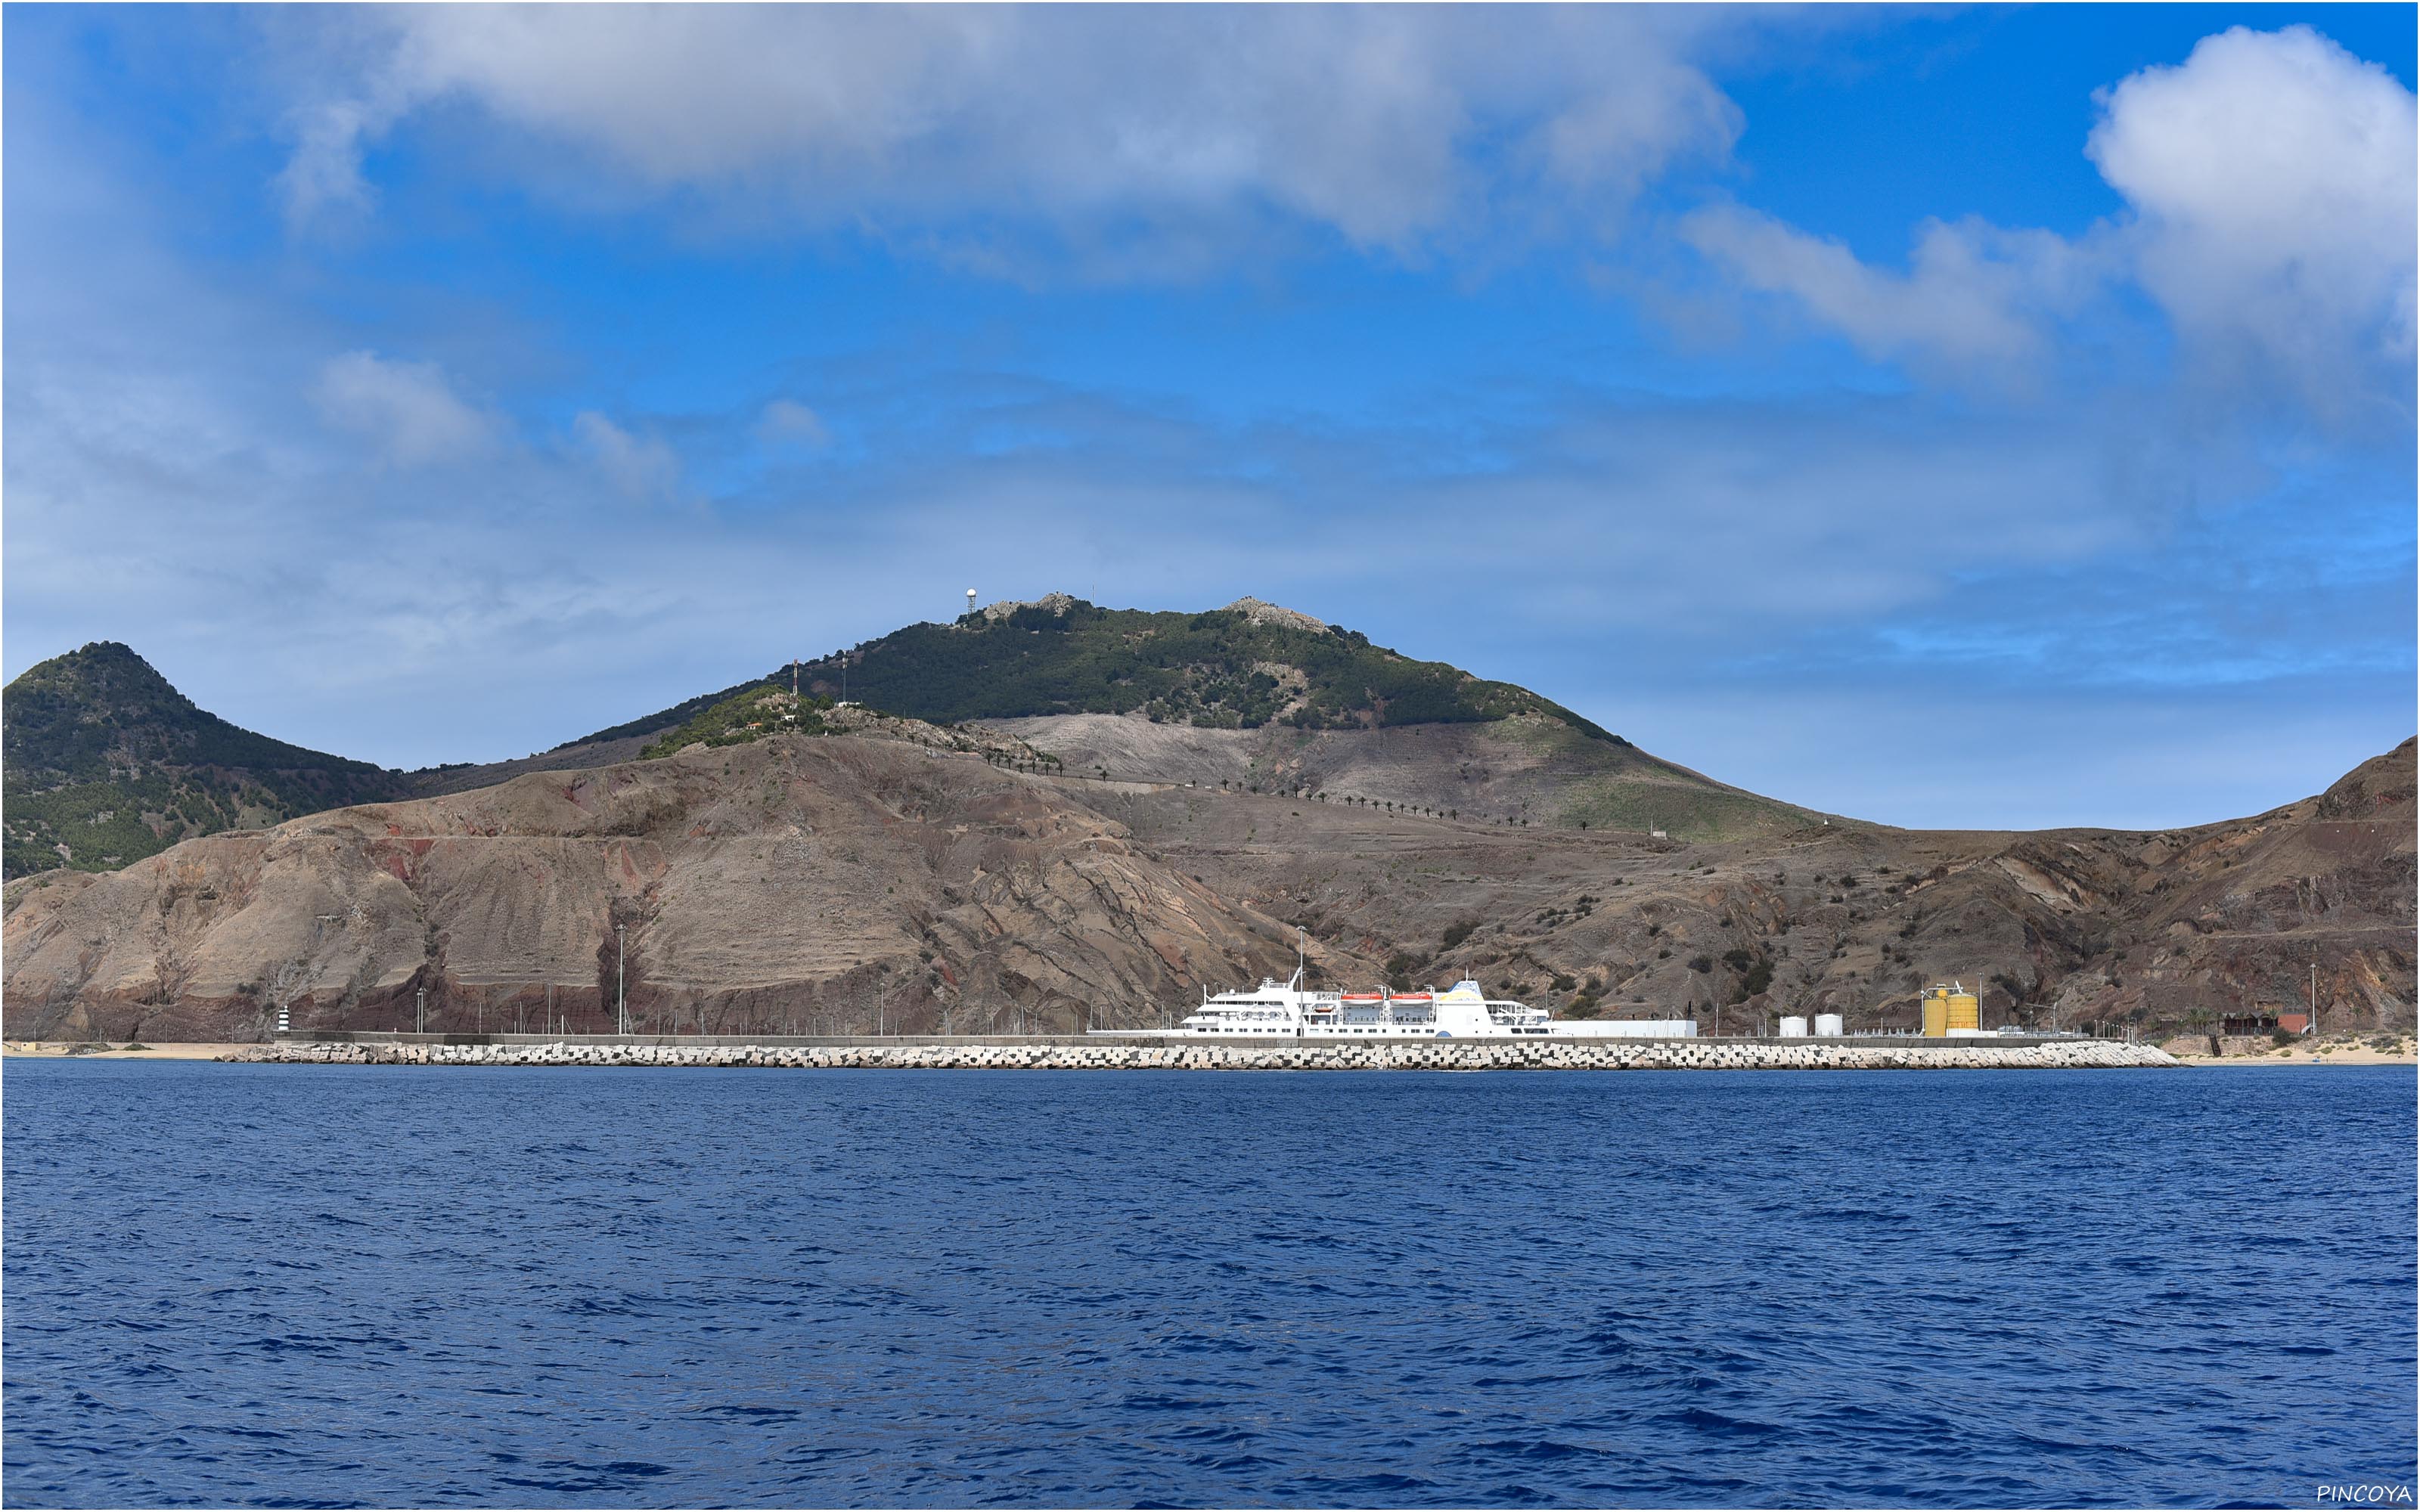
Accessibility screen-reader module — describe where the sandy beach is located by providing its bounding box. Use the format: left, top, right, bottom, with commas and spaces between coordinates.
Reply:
5, 1041, 251, 1061
2170, 1036, 2417, 1067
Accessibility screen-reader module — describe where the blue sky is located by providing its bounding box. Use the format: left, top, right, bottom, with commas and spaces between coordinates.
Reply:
5, 5, 2412, 829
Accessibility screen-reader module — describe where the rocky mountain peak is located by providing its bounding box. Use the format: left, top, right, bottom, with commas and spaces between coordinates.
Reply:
1221, 596, 1329, 634
977, 591, 1081, 624
3, 642, 403, 879
7, 640, 184, 716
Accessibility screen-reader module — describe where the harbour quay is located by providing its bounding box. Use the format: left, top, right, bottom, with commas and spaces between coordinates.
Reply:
224, 1032, 2177, 1071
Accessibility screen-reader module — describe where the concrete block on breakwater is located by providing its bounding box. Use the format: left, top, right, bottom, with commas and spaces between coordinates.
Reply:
220, 1037, 2179, 1071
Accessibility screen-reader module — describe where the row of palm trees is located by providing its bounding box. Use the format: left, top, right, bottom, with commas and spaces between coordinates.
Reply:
982, 749, 1063, 772
976, 743, 1547, 829
1208, 777, 1534, 826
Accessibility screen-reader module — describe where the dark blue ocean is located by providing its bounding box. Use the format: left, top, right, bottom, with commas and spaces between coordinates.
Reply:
4, 1061, 2413, 1509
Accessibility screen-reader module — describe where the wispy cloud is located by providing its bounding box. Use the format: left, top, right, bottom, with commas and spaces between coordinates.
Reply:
5, 8, 2410, 828
572, 411, 685, 503
259, 5, 1779, 271
312, 351, 501, 467
755, 398, 830, 451
1679, 209, 2099, 375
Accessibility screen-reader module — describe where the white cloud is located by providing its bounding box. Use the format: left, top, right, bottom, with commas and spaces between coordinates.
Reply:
11, 10, 2408, 823
1677, 26, 2413, 420
265, 7, 1768, 266
755, 398, 830, 449
572, 411, 683, 501
1680, 207, 2092, 370
1537, 53, 1742, 206
2087, 25, 2417, 407
275, 101, 377, 229
311, 350, 498, 466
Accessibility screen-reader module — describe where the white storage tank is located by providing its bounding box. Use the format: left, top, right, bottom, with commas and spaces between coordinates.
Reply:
1778, 1015, 1809, 1038
1814, 1013, 1844, 1038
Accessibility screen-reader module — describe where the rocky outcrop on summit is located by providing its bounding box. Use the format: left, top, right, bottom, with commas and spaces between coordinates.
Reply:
1220, 596, 1329, 635
1, 735, 1348, 1043
976, 591, 1084, 624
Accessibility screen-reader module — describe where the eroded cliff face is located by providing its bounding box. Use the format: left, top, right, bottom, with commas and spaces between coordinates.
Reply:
987, 711, 1801, 841
7, 731, 2409, 1043
1100, 739, 2415, 1035
1, 735, 1342, 1042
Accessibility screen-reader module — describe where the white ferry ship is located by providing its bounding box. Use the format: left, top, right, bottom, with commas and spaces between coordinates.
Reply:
1109, 970, 1697, 1040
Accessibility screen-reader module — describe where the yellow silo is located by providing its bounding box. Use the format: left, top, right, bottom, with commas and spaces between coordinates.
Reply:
1921, 983, 1981, 1036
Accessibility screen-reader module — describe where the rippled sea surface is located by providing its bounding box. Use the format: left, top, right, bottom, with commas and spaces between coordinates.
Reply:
5, 1061, 2414, 1508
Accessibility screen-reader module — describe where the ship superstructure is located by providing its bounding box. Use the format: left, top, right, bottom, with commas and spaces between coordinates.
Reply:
1113, 971, 1697, 1040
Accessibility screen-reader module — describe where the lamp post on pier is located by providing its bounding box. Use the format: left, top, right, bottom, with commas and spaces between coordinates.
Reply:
616, 924, 627, 1036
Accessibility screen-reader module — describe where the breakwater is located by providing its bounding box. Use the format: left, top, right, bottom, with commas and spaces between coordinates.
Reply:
224, 1037, 2176, 1070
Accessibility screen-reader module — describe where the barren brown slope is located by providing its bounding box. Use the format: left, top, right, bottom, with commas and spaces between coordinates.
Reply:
6, 723, 2405, 1045
1094, 738, 2415, 1035
988, 711, 1816, 841
402, 731, 665, 799
1, 733, 1360, 1043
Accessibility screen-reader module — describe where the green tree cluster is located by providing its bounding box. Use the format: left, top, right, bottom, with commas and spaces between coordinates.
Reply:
577, 599, 1633, 745
638, 689, 836, 759
4, 643, 408, 879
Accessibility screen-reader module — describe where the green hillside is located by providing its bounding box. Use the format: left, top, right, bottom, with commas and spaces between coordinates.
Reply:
639, 687, 833, 758
592, 595, 1631, 749
2, 643, 408, 879
2, 600, 1797, 878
